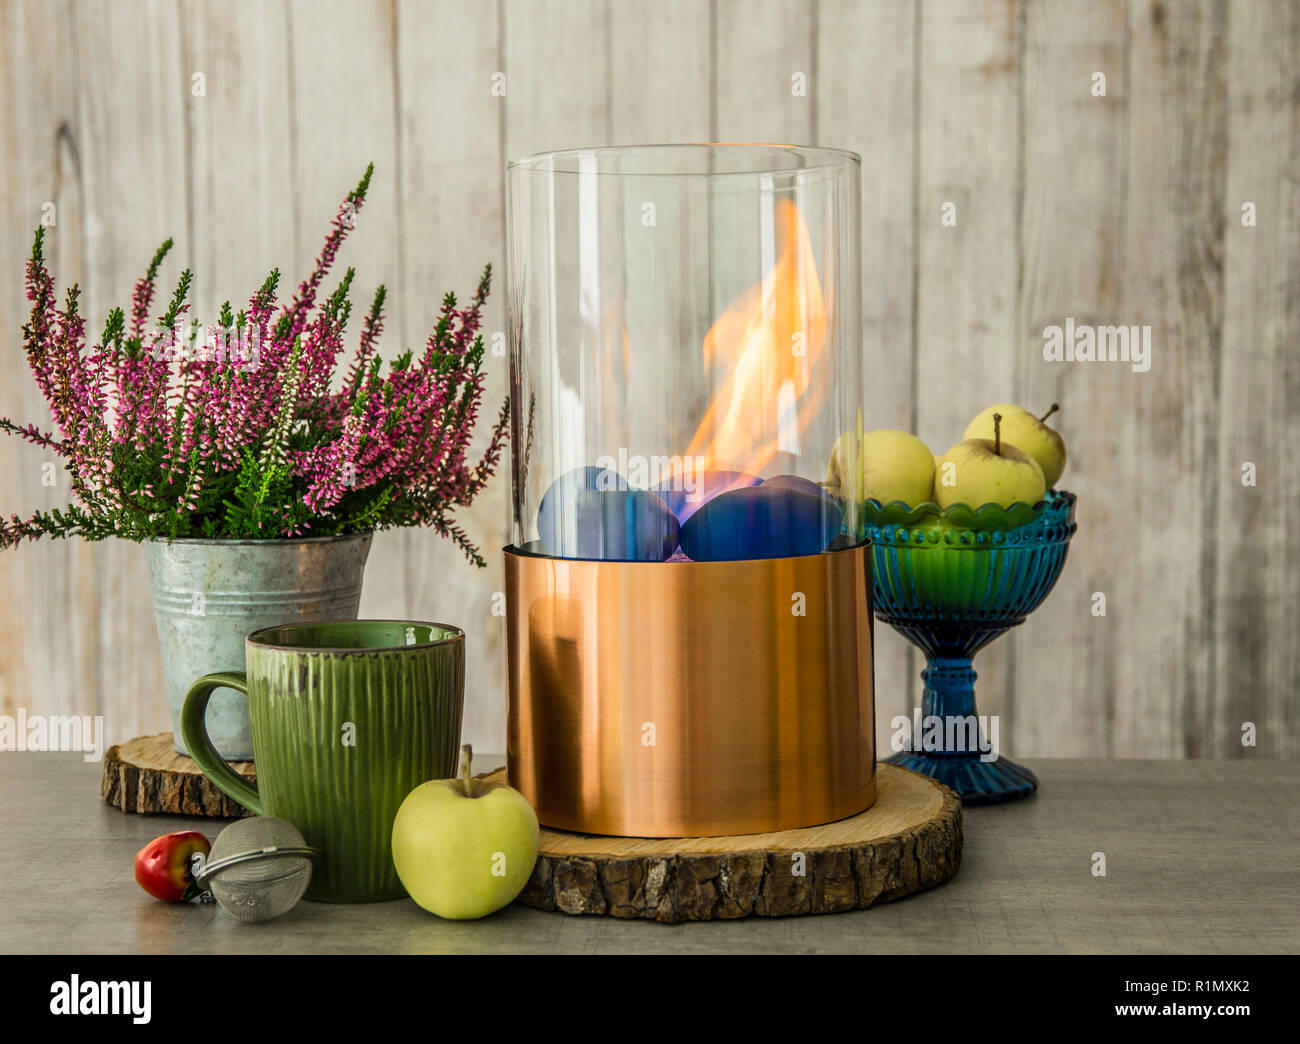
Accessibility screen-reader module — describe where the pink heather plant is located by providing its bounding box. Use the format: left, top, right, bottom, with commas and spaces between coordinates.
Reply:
2, 166, 508, 566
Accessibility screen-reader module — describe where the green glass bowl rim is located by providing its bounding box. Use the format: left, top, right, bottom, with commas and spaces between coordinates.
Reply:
863, 488, 1076, 531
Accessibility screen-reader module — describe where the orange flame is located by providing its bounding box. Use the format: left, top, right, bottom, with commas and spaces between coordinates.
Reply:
680, 198, 827, 479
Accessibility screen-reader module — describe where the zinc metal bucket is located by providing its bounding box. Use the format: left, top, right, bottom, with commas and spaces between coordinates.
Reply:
146, 534, 373, 760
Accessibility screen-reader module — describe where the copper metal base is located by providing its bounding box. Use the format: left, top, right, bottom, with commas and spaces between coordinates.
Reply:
504, 544, 876, 837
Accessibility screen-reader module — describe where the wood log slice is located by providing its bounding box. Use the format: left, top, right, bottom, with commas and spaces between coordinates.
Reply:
101, 732, 252, 818
494, 763, 962, 923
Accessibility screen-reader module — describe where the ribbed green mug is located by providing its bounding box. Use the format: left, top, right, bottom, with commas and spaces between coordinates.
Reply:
181, 620, 465, 902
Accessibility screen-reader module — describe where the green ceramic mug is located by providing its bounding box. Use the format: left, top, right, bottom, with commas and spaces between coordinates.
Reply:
182, 620, 465, 903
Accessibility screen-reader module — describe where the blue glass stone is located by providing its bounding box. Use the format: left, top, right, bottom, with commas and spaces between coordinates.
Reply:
679, 484, 843, 561
762, 474, 832, 501
536, 466, 623, 553
554, 489, 679, 561
652, 470, 761, 523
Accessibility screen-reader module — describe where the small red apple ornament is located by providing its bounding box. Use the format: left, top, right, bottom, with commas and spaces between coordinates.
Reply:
134, 830, 211, 902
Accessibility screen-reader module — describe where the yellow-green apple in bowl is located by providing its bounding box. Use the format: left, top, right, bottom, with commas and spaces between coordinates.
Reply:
934, 413, 1046, 510
828, 428, 935, 508
963, 403, 1066, 488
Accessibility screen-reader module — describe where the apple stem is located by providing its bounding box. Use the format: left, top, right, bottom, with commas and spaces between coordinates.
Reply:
459, 743, 474, 798
993, 412, 1002, 456
1040, 403, 1060, 423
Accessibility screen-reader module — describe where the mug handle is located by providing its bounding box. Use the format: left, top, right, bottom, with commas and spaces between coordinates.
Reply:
181, 672, 262, 815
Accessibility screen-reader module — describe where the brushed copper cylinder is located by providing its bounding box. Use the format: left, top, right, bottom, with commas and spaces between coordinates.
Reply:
504, 544, 876, 837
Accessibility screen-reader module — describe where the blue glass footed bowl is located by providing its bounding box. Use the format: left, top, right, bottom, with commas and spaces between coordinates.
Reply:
864, 490, 1078, 805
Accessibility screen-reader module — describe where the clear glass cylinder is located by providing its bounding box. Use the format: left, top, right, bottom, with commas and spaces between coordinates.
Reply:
506, 144, 862, 562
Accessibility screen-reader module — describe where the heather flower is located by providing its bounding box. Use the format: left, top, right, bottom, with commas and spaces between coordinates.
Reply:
1, 165, 508, 566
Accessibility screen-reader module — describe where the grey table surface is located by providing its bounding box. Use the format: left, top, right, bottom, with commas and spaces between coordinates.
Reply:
1, 753, 1297, 954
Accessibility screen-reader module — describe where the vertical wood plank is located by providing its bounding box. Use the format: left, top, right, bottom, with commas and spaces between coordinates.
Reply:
184, 0, 296, 325
71, 0, 192, 743
503, 0, 609, 159
396, 0, 508, 752
714, 0, 814, 143
607, 2, 712, 452
710, 0, 815, 345
816, 0, 920, 752
1014, 0, 1127, 757
0, 0, 97, 729
1109, 0, 1227, 756
285, 0, 407, 635
913, 0, 1024, 743
497, 0, 612, 748
1212, 0, 1299, 757
709, 0, 815, 395
609, 0, 711, 143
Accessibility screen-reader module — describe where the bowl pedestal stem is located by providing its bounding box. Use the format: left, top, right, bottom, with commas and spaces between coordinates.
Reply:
885, 652, 1039, 805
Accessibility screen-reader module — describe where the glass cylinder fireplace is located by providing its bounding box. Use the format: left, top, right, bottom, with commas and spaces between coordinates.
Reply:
505, 144, 875, 837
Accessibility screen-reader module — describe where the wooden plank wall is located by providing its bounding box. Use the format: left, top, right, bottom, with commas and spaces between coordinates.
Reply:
0, 0, 1295, 759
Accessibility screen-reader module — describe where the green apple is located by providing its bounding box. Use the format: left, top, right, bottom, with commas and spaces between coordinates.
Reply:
828, 428, 935, 507
963, 403, 1067, 488
391, 745, 539, 920
934, 414, 1046, 509
898, 513, 999, 611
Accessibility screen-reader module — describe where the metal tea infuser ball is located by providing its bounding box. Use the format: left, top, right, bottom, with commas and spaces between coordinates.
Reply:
194, 817, 319, 923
